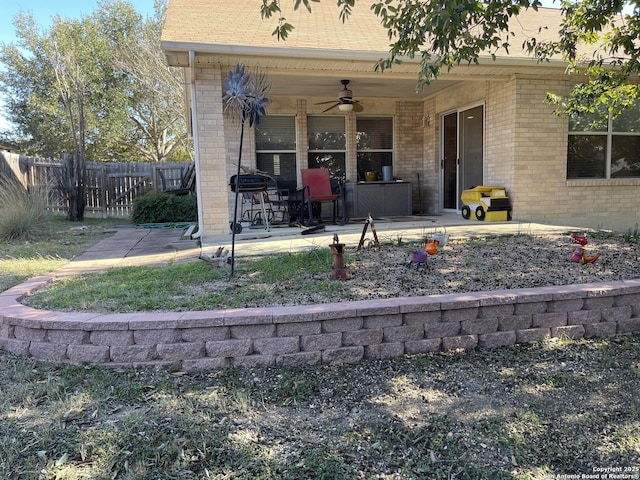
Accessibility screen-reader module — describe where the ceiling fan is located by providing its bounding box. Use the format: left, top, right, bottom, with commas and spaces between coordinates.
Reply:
314, 79, 364, 113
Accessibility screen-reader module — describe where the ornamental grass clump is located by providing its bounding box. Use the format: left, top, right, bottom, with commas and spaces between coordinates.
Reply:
0, 177, 51, 241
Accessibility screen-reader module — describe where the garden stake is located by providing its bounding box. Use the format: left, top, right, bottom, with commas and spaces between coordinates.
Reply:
329, 234, 349, 279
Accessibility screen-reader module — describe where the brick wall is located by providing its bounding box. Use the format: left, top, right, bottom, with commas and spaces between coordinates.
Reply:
194, 66, 230, 237
395, 101, 426, 213
485, 77, 517, 187
2, 276, 639, 371
421, 97, 438, 214
509, 76, 640, 226
511, 76, 570, 220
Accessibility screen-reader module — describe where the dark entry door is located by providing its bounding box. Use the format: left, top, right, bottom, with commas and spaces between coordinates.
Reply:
441, 105, 484, 210
442, 112, 458, 210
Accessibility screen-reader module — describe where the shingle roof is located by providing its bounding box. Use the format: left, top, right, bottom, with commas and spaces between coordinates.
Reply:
161, 0, 568, 61
0, 141, 19, 152
161, 0, 391, 54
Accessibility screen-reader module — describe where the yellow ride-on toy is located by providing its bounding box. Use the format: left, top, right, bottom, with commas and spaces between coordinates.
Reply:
460, 186, 512, 221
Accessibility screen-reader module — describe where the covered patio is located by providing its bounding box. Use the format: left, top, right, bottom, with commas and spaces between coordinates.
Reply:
159, 1, 640, 245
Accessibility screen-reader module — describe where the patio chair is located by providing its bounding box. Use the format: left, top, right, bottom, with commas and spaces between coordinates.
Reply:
301, 168, 341, 224
285, 185, 313, 226
265, 180, 290, 225
158, 164, 196, 196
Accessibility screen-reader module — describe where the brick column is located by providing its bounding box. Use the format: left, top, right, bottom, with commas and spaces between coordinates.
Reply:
195, 66, 230, 241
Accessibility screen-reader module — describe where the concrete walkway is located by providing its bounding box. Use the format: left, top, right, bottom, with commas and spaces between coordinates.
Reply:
202, 215, 586, 258
51, 227, 202, 277
52, 214, 593, 276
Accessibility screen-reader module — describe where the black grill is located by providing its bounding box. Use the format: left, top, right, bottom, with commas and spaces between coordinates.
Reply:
229, 174, 268, 193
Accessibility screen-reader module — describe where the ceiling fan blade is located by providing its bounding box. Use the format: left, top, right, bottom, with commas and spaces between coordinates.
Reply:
321, 103, 339, 113
314, 100, 339, 105
353, 101, 364, 113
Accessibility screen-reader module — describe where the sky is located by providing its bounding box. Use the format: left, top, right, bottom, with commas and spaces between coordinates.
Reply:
0, 0, 157, 46
0, 0, 156, 130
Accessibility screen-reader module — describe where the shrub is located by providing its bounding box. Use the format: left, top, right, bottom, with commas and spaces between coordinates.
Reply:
0, 177, 51, 241
131, 190, 197, 224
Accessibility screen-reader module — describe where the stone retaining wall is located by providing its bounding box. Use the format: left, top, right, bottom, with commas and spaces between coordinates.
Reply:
2, 276, 640, 371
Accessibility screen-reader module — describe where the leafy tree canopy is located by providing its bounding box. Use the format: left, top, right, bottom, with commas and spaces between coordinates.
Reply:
0, 0, 190, 161
261, 0, 640, 116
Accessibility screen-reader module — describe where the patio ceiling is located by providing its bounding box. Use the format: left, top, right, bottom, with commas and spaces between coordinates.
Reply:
163, 46, 569, 101
263, 70, 455, 100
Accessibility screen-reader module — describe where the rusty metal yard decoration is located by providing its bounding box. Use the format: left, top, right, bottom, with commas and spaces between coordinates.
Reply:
408, 231, 449, 270
570, 233, 601, 264
357, 214, 380, 251
329, 234, 349, 280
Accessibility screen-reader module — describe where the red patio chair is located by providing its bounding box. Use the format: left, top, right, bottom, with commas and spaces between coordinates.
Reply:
301, 168, 341, 224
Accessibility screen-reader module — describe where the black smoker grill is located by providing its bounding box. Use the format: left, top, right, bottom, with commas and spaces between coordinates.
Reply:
229, 174, 268, 193
229, 174, 270, 233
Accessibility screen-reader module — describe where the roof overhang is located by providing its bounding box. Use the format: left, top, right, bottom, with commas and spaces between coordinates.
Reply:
160, 1, 588, 101
163, 40, 571, 100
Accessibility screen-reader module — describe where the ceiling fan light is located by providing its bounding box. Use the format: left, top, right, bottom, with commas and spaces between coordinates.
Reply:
338, 103, 354, 112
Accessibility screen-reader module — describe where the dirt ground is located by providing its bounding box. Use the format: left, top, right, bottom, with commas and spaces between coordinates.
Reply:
220, 232, 640, 309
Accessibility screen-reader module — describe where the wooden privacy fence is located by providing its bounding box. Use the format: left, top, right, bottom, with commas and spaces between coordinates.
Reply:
0, 151, 195, 217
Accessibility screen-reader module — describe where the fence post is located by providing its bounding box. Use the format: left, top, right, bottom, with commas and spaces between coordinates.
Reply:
151, 164, 158, 191
99, 165, 107, 218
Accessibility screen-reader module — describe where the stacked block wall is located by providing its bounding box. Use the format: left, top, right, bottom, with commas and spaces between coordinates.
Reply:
2, 277, 639, 371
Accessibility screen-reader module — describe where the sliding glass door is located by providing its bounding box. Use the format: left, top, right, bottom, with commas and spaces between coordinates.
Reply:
440, 104, 484, 210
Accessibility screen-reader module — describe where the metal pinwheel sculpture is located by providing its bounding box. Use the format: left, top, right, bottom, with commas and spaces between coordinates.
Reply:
223, 64, 270, 276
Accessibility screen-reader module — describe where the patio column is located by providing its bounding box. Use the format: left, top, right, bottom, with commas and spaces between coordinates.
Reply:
194, 66, 231, 242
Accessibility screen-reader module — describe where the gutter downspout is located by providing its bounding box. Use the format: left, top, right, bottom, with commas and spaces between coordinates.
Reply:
189, 50, 204, 240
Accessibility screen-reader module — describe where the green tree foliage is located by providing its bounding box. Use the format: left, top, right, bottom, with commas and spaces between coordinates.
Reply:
109, 0, 192, 162
261, 0, 640, 116
0, 0, 189, 162
532, 0, 640, 116
1, 9, 128, 160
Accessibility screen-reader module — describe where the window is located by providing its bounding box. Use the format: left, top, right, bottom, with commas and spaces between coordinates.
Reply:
307, 116, 346, 180
255, 116, 297, 192
356, 117, 393, 182
567, 105, 640, 179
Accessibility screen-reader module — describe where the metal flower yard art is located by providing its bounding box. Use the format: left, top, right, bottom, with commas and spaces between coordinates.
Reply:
223, 64, 270, 276
223, 64, 269, 128
570, 233, 601, 264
